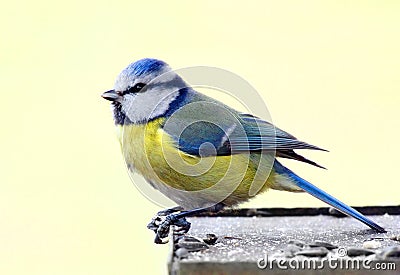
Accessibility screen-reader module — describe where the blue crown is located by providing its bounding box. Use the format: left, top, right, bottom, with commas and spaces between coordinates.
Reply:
125, 58, 167, 76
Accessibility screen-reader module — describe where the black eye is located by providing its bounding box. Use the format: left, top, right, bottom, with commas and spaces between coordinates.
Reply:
124, 83, 146, 94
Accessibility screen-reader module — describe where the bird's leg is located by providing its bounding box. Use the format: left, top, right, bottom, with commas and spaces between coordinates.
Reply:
151, 203, 225, 244
157, 206, 184, 216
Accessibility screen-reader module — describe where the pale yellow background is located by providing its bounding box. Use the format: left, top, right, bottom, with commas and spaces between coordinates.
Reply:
1, 1, 399, 274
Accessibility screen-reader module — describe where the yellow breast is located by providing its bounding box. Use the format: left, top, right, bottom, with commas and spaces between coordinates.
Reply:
117, 118, 277, 208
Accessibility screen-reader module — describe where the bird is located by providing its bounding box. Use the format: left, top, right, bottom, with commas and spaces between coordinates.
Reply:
102, 58, 385, 243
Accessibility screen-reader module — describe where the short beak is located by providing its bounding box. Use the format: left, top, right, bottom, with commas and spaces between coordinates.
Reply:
102, 90, 121, 102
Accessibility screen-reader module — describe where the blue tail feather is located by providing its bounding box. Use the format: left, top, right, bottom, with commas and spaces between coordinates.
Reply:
274, 161, 386, 233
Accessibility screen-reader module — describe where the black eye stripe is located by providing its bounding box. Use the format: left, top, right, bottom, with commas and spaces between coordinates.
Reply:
123, 83, 146, 95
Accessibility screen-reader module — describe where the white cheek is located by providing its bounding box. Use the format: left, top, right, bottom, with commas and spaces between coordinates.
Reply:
122, 93, 137, 107
121, 90, 179, 123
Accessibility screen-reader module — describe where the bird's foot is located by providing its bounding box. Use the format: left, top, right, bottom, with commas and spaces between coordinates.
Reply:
147, 213, 191, 244
147, 206, 184, 233
147, 204, 224, 244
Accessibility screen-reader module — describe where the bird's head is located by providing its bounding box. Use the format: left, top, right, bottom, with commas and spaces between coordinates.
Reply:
102, 58, 187, 125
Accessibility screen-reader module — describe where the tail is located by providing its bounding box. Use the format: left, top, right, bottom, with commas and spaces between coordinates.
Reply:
274, 161, 386, 233
277, 150, 327, 169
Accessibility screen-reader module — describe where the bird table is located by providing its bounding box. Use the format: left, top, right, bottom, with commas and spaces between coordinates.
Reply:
168, 206, 400, 275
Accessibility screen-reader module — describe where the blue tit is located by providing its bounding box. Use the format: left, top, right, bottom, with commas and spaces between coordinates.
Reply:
102, 58, 385, 243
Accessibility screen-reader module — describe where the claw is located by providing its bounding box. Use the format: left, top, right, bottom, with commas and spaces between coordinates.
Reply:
147, 216, 162, 232
154, 234, 169, 244
156, 216, 172, 240
149, 214, 192, 244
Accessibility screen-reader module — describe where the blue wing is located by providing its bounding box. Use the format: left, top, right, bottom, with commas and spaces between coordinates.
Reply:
231, 114, 324, 151
162, 108, 326, 168
233, 114, 327, 168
